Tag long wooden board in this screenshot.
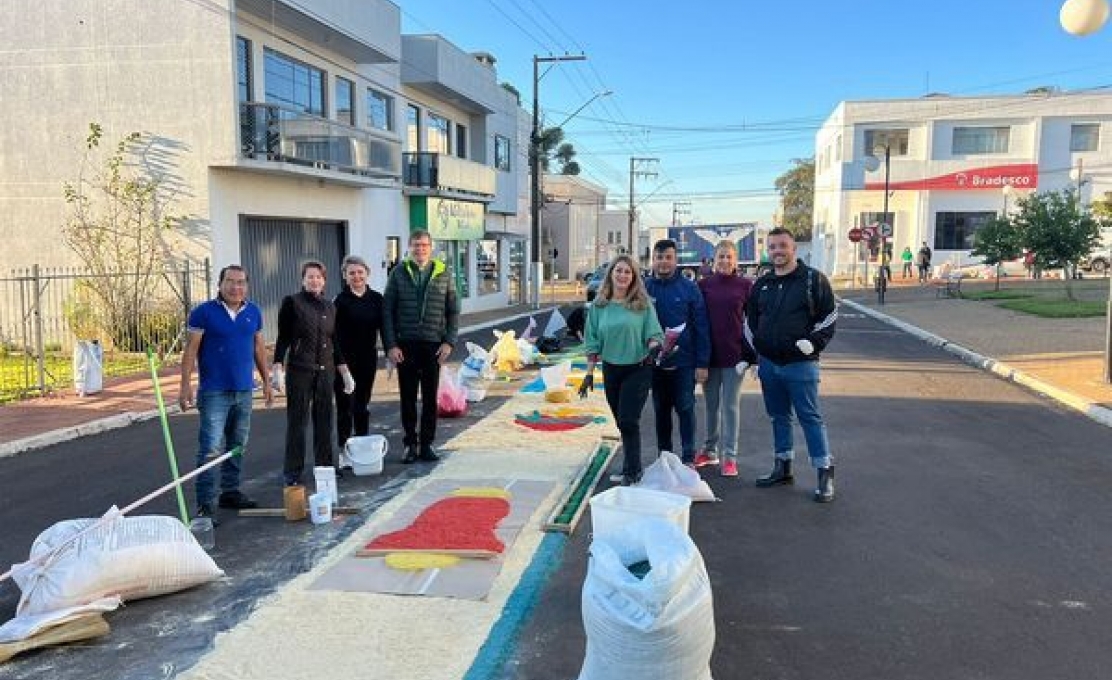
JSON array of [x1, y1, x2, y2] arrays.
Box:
[[239, 506, 360, 517], [0, 614, 110, 664], [543, 436, 619, 534]]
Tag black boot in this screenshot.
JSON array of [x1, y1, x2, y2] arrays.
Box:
[[401, 444, 419, 464], [814, 467, 835, 503], [755, 458, 794, 487]]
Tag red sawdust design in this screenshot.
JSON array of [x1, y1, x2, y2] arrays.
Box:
[[364, 496, 510, 553]]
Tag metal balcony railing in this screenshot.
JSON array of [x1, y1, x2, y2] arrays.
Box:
[[403, 152, 496, 198], [239, 102, 401, 178]]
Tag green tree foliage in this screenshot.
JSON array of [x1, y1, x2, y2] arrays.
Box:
[[1011, 188, 1104, 301], [1089, 190, 1112, 221], [774, 158, 815, 240], [536, 126, 580, 175], [971, 216, 1023, 291]]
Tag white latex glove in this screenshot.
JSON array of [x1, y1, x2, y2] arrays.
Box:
[[270, 365, 285, 393], [341, 369, 355, 395], [734, 360, 750, 376], [795, 339, 814, 356]]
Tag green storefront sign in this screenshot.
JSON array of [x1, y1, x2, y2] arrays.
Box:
[[410, 197, 484, 241]]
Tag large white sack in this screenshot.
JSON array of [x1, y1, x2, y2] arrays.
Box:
[[12, 512, 224, 616], [638, 451, 717, 502], [577, 519, 715, 680]]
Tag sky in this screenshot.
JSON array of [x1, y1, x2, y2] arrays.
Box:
[[398, 0, 1112, 228]]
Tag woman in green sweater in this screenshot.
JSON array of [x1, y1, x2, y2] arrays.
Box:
[[579, 255, 664, 485]]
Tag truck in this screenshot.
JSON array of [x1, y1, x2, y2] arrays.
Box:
[[647, 223, 761, 278]]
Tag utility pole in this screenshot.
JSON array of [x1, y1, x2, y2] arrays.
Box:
[[628, 156, 658, 266], [531, 53, 585, 309], [671, 201, 691, 227]]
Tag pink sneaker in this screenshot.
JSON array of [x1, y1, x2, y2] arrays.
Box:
[[721, 459, 739, 477], [693, 450, 719, 468]]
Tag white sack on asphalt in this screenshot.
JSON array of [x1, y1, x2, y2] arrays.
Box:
[[638, 451, 717, 502]]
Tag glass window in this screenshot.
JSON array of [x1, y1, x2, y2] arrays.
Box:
[[335, 77, 354, 126], [367, 88, 394, 131], [407, 105, 420, 152], [236, 36, 252, 102], [952, 127, 1010, 154], [494, 135, 511, 171], [456, 124, 467, 159], [427, 113, 450, 155], [477, 239, 500, 295], [433, 239, 468, 298], [864, 129, 909, 156], [934, 211, 996, 250], [264, 48, 325, 116], [1071, 123, 1100, 152]]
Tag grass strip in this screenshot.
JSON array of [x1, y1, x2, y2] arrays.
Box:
[[998, 298, 1107, 318]]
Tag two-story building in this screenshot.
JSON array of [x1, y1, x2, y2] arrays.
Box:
[[811, 92, 1112, 277], [540, 175, 627, 281]]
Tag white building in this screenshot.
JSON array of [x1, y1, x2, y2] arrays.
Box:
[[0, 0, 528, 333], [541, 175, 627, 280], [811, 92, 1112, 277]]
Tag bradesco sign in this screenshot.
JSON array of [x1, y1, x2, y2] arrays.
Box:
[[864, 163, 1038, 191]]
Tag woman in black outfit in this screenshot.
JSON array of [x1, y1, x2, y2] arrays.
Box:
[[333, 255, 384, 455], [272, 260, 353, 486]]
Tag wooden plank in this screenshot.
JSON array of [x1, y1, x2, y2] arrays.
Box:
[[543, 436, 619, 534], [355, 547, 499, 559], [239, 506, 360, 517], [0, 614, 110, 664]]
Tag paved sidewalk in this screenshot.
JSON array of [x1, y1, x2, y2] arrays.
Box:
[[0, 302, 567, 456], [839, 278, 1112, 425]]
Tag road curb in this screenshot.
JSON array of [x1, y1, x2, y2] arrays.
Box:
[[0, 407, 171, 459], [841, 299, 1112, 429]]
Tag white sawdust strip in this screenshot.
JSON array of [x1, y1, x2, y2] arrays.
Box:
[[179, 389, 614, 680]]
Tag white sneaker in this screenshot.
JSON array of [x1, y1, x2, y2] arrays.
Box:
[[609, 473, 625, 483]]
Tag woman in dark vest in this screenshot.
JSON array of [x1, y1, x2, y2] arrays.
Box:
[[333, 255, 384, 459]]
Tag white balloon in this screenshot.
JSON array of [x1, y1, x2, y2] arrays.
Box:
[[1061, 0, 1110, 36]]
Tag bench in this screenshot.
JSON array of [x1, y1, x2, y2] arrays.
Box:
[[933, 273, 963, 298]]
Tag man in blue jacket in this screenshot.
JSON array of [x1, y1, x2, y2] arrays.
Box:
[[645, 239, 711, 465], [745, 228, 838, 502]]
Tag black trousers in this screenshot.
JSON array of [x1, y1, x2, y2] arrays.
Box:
[[284, 367, 334, 484], [397, 341, 441, 447], [601, 362, 653, 478], [334, 361, 377, 449]]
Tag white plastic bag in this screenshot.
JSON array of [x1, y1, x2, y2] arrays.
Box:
[[436, 366, 468, 417], [540, 360, 573, 402], [13, 512, 224, 616], [516, 338, 539, 366], [638, 451, 717, 502], [459, 342, 493, 402], [578, 519, 715, 680]]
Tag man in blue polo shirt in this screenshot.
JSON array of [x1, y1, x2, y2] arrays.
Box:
[[179, 265, 273, 521]]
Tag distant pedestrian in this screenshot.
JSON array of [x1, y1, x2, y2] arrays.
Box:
[[273, 261, 354, 487], [333, 255, 385, 461], [901, 246, 914, 278], [645, 239, 711, 466], [578, 255, 664, 486], [696, 241, 757, 477], [917, 241, 932, 283], [383, 230, 459, 463], [179, 265, 272, 521], [746, 228, 839, 503]]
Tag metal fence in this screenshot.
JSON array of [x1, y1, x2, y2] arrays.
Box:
[[0, 262, 211, 402]]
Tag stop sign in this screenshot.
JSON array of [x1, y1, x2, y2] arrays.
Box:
[[848, 228, 863, 243]]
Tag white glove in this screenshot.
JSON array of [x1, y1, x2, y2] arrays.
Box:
[[270, 365, 285, 393], [795, 339, 814, 356], [341, 369, 355, 395], [734, 360, 750, 376]]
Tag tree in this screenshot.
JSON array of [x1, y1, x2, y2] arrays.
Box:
[[1089, 190, 1112, 221], [62, 123, 181, 349], [1012, 188, 1104, 300], [536, 126, 580, 175], [970, 216, 1023, 291], [774, 158, 815, 240]]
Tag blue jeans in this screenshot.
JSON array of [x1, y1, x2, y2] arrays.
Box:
[[757, 357, 832, 469], [195, 390, 253, 506], [652, 366, 697, 461], [704, 366, 746, 460]]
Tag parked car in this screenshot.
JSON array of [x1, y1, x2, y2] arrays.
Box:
[[1080, 247, 1110, 275], [584, 263, 609, 302]]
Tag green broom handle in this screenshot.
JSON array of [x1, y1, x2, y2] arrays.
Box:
[[148, 346, 190, 525]]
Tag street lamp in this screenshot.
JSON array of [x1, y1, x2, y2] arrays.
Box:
[[553, 90, 612, 129]]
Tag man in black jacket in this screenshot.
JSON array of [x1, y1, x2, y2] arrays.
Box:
[[383, 230, 459, 463], [745, 228, 838, 502]]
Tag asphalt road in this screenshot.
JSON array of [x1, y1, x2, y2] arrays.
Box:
[[504, 309, 1112, 680]]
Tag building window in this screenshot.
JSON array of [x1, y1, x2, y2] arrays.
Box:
[[427, 113, 450, 155], [864, 129, 909, 156], [952, 126, 1009, 155], [477, 239, 500, 295], [407, 104, 420, 152], [335, 77, 354, 126], [236, 37, 252, 102], [934, 211, 996, 250], [367, 88, 394, 131], [264, 49, 325, 116], [494, 135, 511, 171], [1071, 123, 1100, 152], [456, 124, 467, 159]]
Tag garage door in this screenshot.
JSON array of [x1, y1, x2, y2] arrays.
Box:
[[239, 216, 346, 342]]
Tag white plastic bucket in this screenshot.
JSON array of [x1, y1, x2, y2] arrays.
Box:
[[589, 487, 691, 543], [308, 493, 332, 525], [313, 466, 338, 506], [342, 436, 387, 476]]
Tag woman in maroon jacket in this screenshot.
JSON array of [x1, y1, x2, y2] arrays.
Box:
[[695, 241, 756, 477]]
